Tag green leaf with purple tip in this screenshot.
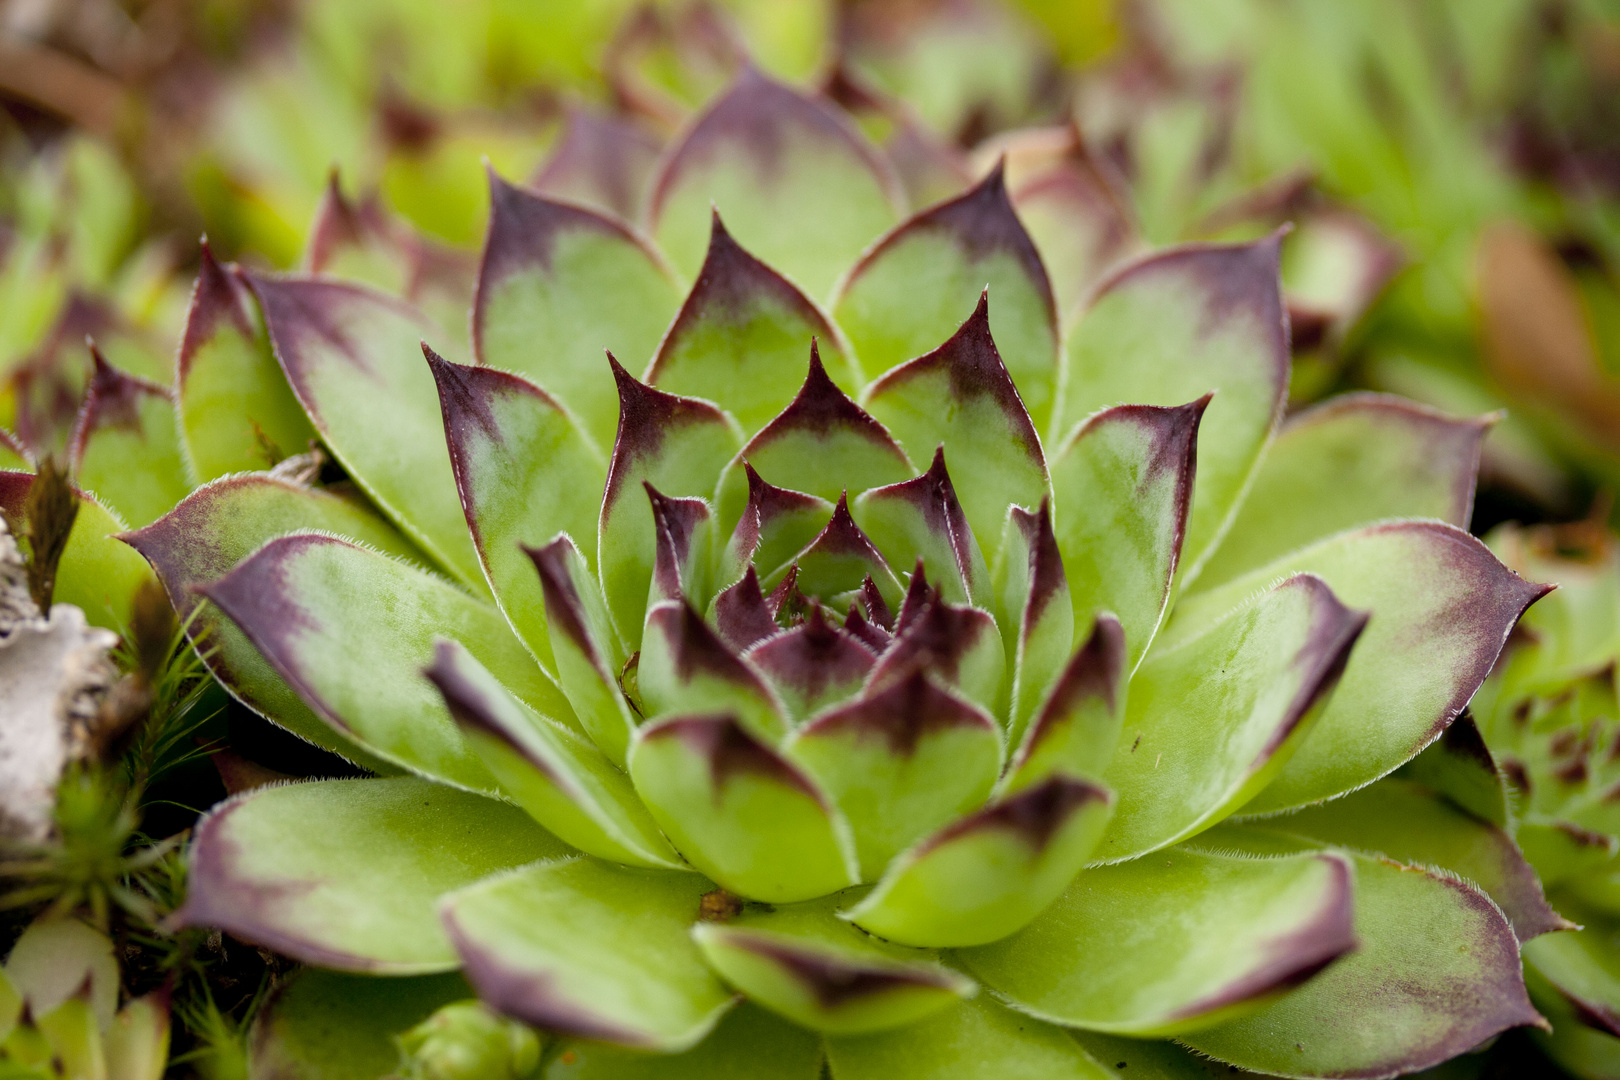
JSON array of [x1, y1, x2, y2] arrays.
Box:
[[628, 713, 858, 903], [866, 588, 1004, 715], [245, 273, 485, 591], [856, 448, 988, 607], [1397, 713, 1511, 828], [650, 67, 902, 301], [1169, 522, 1550, 815], [425, 639, 684, 871], [957, 848, 1355, 1036], [786, 669, 1002, 879], [68, 351, 190, 529], [531, 107, 663, 224], [844, 775, 1112, 948], [639, 601, 787, 741], [201, 534, 572, 793], [121, 474, 423, 771], [541, 1004, 823, 1080], [1053, 238, 1289, 584], [646, 486, 714, 608], [1523, 893, 1620, 1042], [1005, 614, 1125, 793], [745, 605, 877, 722], [474, 174, 681, 452], [1197, 393, 1492, 591], [790, 495, 905, 612], [1094, 574, 1365, 863], [833, 162, 1060, 425], [440, 858, 734, 1052], [647, 217, 857, 435], [863, 295, 1048, 563], [430, 350, 604, 673], [718, 466, 833, 585], [996, 501, 1074, 743], [179, 777, 566, 973]]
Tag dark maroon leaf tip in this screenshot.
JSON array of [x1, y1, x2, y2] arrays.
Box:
[[646, 482, 711, 601], [860, 574, 894, 632], [604, 353, 731, 507], [740, 340, 908, 462], [647, 599, 772, 696], [767, 564, 807, 624], [724, 932, 960, 1008], [870, 588, 996, 692], [745, 603, 877, 701], [643, 711, 819, 796], [895, 560, 930, 633], [1260, 575, 1370, 759], [1021, 613, 1125, 762], [715, 566, 780, 653], [421, 641, 553, 778], [68, 344, 172, 466], [1009, 498, 1068, 634], [863, 446, 980, 590], [843, 602, 891, 652], [524, 538, 599, 664], [178, 241, 255, 383], [928, 774, 1109, 854], [802, 667, 991, 756], [305, 171, 366, 274], [530, 106, 663, 223]]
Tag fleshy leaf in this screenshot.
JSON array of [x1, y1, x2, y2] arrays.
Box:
[[429, 348, 605, 671], [1053, 237, 1289, 583], [832, 161, 1060, 425], [1050, 398, 1205, 673], [540, 1003, 823, 1079], [200, 534, 572, 792], [177, 245, 317, 480], [649, 66, 902, 301], [1181, 849, 1544, 1078], [1197, 394, 1491, 591], [647, 216, 856, 434], [1008, 140, 1138, 319], [862, 293, 1048, 563], [441, 858, 734, 1052], [180, 777, 566, 972], [531, 107, 663, 223], [855, 447, 989, 606], [866, 588, 1004, 714], [1094, 574, 1365, 862], [1397, 712, 1511, 828], [646, 485, 713, 607], [745, 605, 877, 722], [1169, 523, 1550, 814], [1004, 613, 1126, 793], [598, 360, 741, 650], [843, 775, 1112, 947], [121, 475, 423, 770], [425, 640, 683, 871], [823, 992, 1115, 1080], [628, 713, 858, 902], [957, 848, 1354, 1036], [791, 494, 904, 611], [1523, 894, 1620, 1040], [996, 500, 1074, 743], [473, 172, 681, 451], [719, 464, 832, 584], [245, 273, 485, 590], [787, 668, 1001, 879], [692, 896, 975, 1034], [713, 568, 782, 654], [639, 601, 786, 741], [68, 349, 190, 529], [734, 342, 913, 504]]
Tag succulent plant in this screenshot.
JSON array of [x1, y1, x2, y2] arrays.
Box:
[[83, 57, 1574, 1078]]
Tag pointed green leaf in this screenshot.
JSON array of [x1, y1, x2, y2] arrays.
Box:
[[1005, 613, 1125, 793], [996, 500, 1074, 743], [844, 775, 1112, 947], [1181, 850, 1545, 1078], [1170, 523, 1550, 815], [718, 465, 832, 585], [541, 1003, 822, 1080], [246, 273, 485, 590], [790, 494, 905, 611], [68, 349, 190, 529], [429, 349, 604, 673], [1051, 398, 1205, 673], [200, 534, 572, 792], [833, 162, 1060, 425], [639, 600, 787, 741], [1397, 712, 1511, 828], [180, 777, 566, 972], [121, 474, 424, 771], [177, 244, 317, 480], [692, 896, 975, 1034], [1523, 892, 1620, 1040], [856, 447, 989, 606], [425, 640, 684, 871], [531, 107, 663, 224], [1053, 237, 1288, 583], [442, 858, 733, 1052], [787, 669, 1002, 879], [866, 588, 1004, 714], [1197, 394, 1491, 591], [1095, 574, 1365, 862], [863, 294, 1048, 563], [958, 848, 1354, 1036], [745, 605, 877, 722], [598, 360, 741, 650], [646, 486, 713, 608], [650, 66, 902, 301], [629, 713, 858, 903]]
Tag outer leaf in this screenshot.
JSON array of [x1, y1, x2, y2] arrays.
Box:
[[430, 349, 604, 671], [824, 995, 1115, 1080], [121, 475, 422, 770], [1051, 399, 1205, 673], [201, 534, 571, 792], [650, 66, 902, 301], [531, 107, 663, 223], [1095, 574, 1365, 862], [995, 501, 1073, 744], [844, 775, 1112, 947], [1005, 613, 1125, 793], [473, 172, 681, 451], [179, 777, 566, 972], [442, 858, 735, 1051], [177, 244, 316, 480], [540, 1003, 823, 1079], [67, 350, 190, 529], [957, 848, 1354, 1036], [425, 640, 683, 871], [787, 669, 1002, 879], [1008, 146, 1138, 318], [856, 447, 989, 606], [1181, 850, 1544, 1079], [1170, 523, 1550, 814], [629, 713, 858, 903], [639, 600, 786, 740], [833, 161, 1060, 425], [246, 274, 485, 590], [647, 215, 856, 434], [1197, 394, 1491, 590], [863, 294, 1048, 563], [1053, 237, 1289, 582]]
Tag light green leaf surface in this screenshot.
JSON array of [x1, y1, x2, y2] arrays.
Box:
[[856, 448, 989, 607], [69, 355, 190, 530], [542, 1004, 822, 1080], [996, 502, 1073, 744], [1005, 614, 1125, 793]]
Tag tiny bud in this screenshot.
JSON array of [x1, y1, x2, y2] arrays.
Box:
[[698, 888, 743, 923], [395, 1001, 540, 1080]]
